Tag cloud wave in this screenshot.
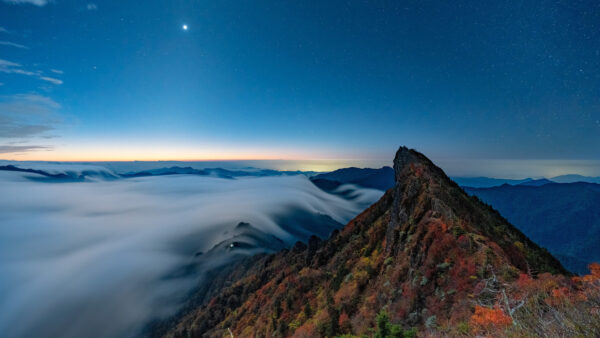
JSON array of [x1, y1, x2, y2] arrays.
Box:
[[0, 169, 382, 338]]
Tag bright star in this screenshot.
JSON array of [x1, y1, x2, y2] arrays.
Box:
[[182, 24, 188, 31]]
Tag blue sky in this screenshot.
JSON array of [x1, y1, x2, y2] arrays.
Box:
[[0, 0, 599, 171]]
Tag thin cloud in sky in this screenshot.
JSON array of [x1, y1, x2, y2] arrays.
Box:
[[10, 93, 61, 109], [0, 59, 39, 76], [0, 59, 21, 69], [0, 41, 29, 49], [0, 21, 62, 155], [0, 145, 51, 153], [86, 3, 97, 10], [2, 0, 49, 6], [0, 94, 61, 152], [40, 76, 63, 85], [0, 58, 63, 85]]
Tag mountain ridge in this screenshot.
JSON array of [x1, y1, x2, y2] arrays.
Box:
[[162, 146, 566, 337], [311, 166, 395, 191]]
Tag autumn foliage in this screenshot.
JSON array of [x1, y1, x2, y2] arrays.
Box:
[[470, 305, 512, 332], [162, 147, 592, 338], [466, 263, 600, 337]]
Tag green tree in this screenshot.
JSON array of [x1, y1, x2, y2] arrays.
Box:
[[375, 311, 391, 338], [374, 310, 416, 338]]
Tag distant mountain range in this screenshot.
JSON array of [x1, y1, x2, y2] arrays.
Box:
[[464, 182, 600, 274], [310, 167, 600, 190], [452, 175, 600, 188], [450, 177, 534, 188], [550, 174, 600, 184], [120, 166, 309, 179], [0, 164, 315, 182], [0, 164, 120, 182], [3, 161, 598, 187]]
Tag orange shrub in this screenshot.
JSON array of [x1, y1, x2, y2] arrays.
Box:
[[589, 263, 600, 278], [470, 305, 512, 333]]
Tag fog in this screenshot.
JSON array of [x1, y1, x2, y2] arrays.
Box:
[[0, 168, 382, 338]]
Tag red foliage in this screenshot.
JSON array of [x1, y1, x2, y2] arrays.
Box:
[[552, 287, 569, 298], [590, 263, 600, 278], [470, 305, 512, 332], [449, 256, 477, 291], [338, 311, 351, 332], [516, 273, 533, 288]]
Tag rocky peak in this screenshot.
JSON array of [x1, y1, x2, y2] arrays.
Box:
[[394, 146, 437, 177], [163, 146, 568, 338], [386, 146, 565, 275]]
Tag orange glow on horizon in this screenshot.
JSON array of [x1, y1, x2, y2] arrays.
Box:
[[0, 144, 372, 163], [0, 145, 389, 172], [2, 151, 305, 162]]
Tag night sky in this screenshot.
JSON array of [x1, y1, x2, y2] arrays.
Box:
[[0, 1, 599, 174]]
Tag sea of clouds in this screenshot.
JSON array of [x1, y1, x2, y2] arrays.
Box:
[[0, 167, 382, 338]]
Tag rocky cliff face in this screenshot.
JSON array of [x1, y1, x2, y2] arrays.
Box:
[[162, 146, 566, 337]]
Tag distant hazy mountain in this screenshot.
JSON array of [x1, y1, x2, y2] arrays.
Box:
[[464, 182, 600, 274], [0, 164, 315, 182], [118, 166, 313, 179], [451, 174, 600, 188], [450, 176, 534, 188], [0, 164, 119, 182], [517, 178, 554, 186], [311, 166, 395, 191], [550, 174, 600, 184], [121, 166, 209, 177], [311, 169, 558, 190]]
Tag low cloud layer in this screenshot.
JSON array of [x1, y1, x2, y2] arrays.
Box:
[[0, 168, 382, 337]]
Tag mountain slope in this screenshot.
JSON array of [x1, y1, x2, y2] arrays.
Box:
[[464, 182, 600, 274], [164, 147, 566, 337]]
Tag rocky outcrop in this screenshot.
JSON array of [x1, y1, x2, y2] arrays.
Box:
[[161, 146, 566, 337]]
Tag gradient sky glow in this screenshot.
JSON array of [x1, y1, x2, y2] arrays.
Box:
[[0, 1, 599, 174]]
